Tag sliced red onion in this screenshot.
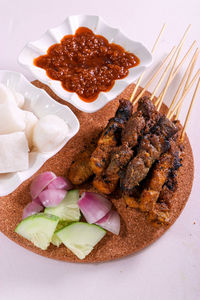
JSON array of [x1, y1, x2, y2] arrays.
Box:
[[78, 192, 112, 224], [22, 202, 43, 219], [96, 209, 120, 235], [30, 171, 56, 199], [38, 189, 67, 207], [47, 176, 73, 190], [33, 196, 42, 205]]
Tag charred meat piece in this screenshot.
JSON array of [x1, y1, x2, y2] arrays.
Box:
[[90, 99, 133, 175], [121, 115, 178, 192], [121, 135, 163, 191], [124, 194, 140, 208], [137, 96, 156, 119], [90, 117, 121, 176], [124, 151, 177, 225], [106, 144, 133, 176], [114, 98, 133, 121], [68, 143, 96, 185], [158, 148, 182, 208], [96, 98, 133, 148], [121, 111, 145, 147], [151, 115, 178, 138], [121, 96, 158, 147], [90, 144, 112, 176], [148, 206, 170, 225], [93, 144, 133, 194], [139, 152, 174, 212], [97, 117, 124, 147], [93, 173, 119, 195]]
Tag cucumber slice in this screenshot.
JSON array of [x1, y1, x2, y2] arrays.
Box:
[[56, 222, 106, 259], [15, 213, 59, 250], [45, 190, 80, 222], [51, 233, 62, 247], [51, 221, 69, 247]]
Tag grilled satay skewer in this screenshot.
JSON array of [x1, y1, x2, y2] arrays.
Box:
[[121, 115, 178, 193], [124, 120, 182, 224], [124, 152, 175, 214], [125, 74, 200, 225], [68, 141, 96, 185], [90, 99, 133, 175], [139, 144, 180, 223], [68, 99, 133, 184], [121, 41, 199, 194], [154, 77, 200, 223]]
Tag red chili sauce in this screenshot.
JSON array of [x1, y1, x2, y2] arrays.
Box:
[[34, 27, 140, 102]]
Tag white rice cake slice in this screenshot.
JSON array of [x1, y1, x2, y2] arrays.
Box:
[[0, 103, 25, 134], [0, 132, 29, 173], [24, 110, 38, 149], [0, 83, 16, 105]]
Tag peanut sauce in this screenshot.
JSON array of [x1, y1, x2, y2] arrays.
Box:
[[34, 27, 140, 102]]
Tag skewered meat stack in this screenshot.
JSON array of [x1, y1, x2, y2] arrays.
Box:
[[68, 97, 183, 225], [93, 97, 160, 194]]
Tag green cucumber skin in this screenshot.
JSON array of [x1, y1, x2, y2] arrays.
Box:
[[15, 213, 59, 233], [15, 213, 60, 250], [56, 222, 106, 259], [56, 222, 106, 234]]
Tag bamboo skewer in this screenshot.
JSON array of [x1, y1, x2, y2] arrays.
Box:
[[182, 50, 197, 93], [173, 40, 196, 77], [175, 49, 199, 119], [151, 24, 167, 53], [130, 23, 166, 102], [129, 24, 198, 139], [181, 77, 200, 140], [155, 25, 191, 111], [157, 47, 182, 111], [150, 47, 176, 101], [166, 48, 199, 116], [154, 41, 196, 107], [167, 69, 200, 120], [133, 47, 175, 104]]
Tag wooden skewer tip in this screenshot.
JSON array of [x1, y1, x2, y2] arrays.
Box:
[[181, 76, 200, 140]]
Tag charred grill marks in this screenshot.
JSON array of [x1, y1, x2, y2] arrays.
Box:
[[68, 142, 96, 185], [90, 99, 133, 175], [121, 114, 178, 193], [94, 97, 160, 194]]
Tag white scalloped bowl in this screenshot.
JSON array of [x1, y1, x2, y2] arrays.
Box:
[[0, 70, 80, 196], [18, 15, 152, 113]]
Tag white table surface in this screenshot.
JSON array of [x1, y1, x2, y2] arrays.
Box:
[[0, 0, 200, 299]]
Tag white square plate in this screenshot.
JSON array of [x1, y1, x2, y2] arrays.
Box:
[[18, 15, 152, 113], [0, 70, 80, 196]]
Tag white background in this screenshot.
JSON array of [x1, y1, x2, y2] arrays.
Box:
[[0, 0, 200, 299]]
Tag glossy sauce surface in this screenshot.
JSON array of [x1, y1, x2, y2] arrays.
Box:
[[34, 27, 140, 102]]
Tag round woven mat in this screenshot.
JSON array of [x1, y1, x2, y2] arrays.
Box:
[[0, 81, 194, 263]]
